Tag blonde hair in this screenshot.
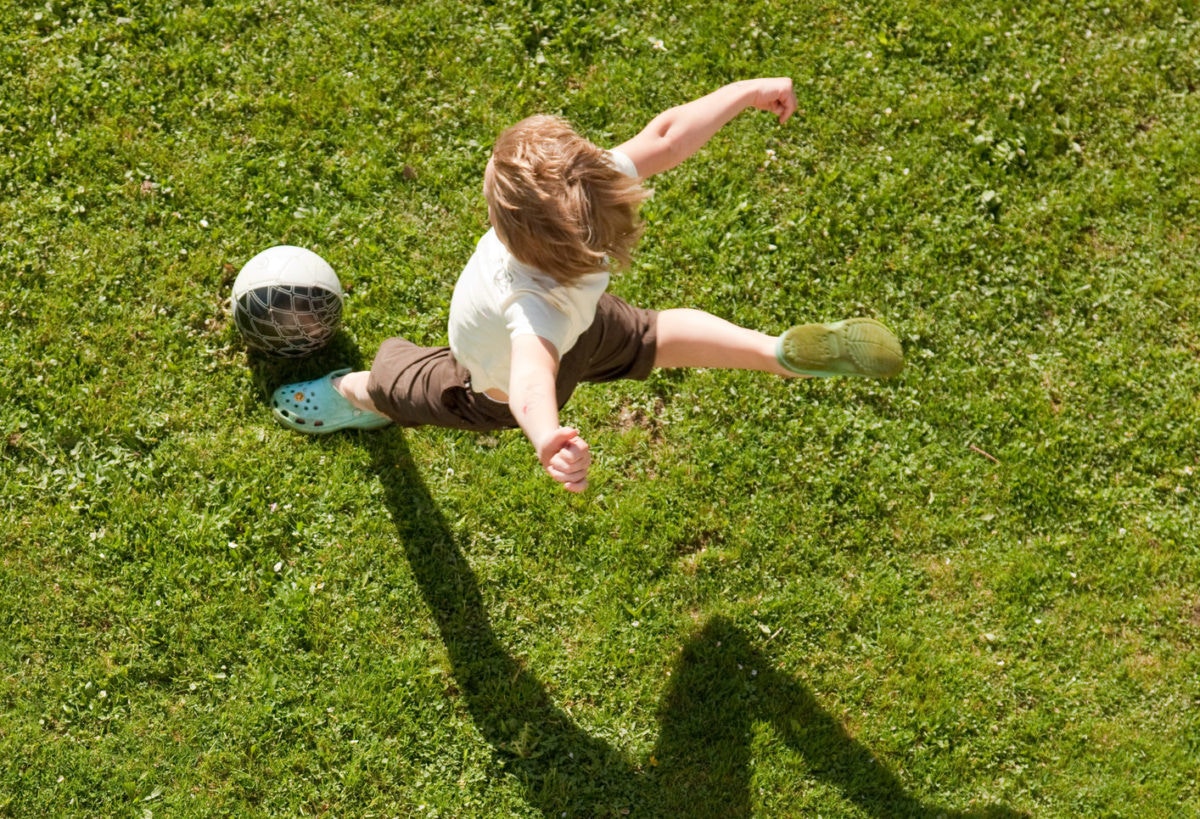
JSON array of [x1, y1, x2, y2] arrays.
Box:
[[483, 115, 649, 284]]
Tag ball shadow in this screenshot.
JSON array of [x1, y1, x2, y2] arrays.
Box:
[[361, 429, 1028, 818], [240, 330, 367, 404]]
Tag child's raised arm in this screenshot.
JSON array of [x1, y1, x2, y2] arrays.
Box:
[[616, 78, 797, 178]]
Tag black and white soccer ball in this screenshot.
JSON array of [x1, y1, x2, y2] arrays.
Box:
[[231, 246, 343, 358]]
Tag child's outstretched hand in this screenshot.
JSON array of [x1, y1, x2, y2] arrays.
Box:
[[537, 426, 591, 493], [749, 77, 798, 124]]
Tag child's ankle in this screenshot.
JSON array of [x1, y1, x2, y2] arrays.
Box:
[[331, 375, 352, 402], [333, 372, 379, 414]]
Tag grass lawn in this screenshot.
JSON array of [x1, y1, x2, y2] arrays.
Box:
[[2, 0, 1199, 815]]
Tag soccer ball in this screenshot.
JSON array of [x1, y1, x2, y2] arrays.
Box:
[[231, 246, 344, 358]]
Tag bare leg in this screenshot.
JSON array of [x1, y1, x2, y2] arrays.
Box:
[[332, 371, 384, 413], [653, 308, 806, 378]]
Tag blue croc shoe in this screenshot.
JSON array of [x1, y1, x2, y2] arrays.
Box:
[[272, 368, 392, 434], [777, 318, 904, 379]]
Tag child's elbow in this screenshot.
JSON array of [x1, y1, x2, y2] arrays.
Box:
[[645, 129, 686, 175], [661, 132, 687, 164]]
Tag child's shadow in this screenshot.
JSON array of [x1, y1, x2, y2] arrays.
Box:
[[366, 430, 1025, 818]]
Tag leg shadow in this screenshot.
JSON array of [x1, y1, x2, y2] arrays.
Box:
[[365, 431, 1026, 818], [367, 431, 641, 816], [648, 618, 1028, 818]]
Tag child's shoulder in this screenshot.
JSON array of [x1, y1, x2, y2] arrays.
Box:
[[606, 148, 638, 179]]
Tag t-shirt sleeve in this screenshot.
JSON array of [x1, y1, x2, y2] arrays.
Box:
[[503, 292, 571, 356], [607, 148, 639, 179]]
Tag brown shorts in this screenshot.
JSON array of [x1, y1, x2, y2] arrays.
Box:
[[366, 293, 658, 432]]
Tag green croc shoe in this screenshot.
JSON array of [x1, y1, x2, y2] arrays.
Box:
[[272, 368, 392, 434], [777, 318, 904, 379]]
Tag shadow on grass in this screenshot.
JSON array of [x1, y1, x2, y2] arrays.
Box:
[[361, 429, 1024, 818], [242, 330, 369, 402]]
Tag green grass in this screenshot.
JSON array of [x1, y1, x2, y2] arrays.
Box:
[[3, 0, 1199, 815]]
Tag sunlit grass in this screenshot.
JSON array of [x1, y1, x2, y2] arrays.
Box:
[[2, 0, 1198, 816]]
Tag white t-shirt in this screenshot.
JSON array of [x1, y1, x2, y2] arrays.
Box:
[[447, 148, 639, 395]]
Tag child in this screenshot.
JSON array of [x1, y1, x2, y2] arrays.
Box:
[[272, 78, 903, 493]]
